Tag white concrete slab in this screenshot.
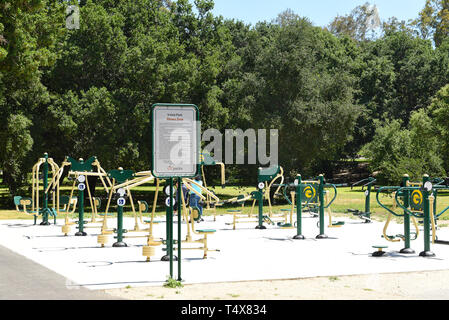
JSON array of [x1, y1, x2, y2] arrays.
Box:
[[1, 213, 449, 291]]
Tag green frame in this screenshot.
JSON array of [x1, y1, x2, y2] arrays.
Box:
[[151, 103, 200, 179]]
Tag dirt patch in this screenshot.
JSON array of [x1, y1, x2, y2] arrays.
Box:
[[106, 270, 449, 300]]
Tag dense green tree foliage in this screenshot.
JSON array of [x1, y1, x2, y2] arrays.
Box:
[[430, 84, 449, 169], [1, 0, 449, 195], [0, 0, 65, 193], [361, 110, 445, 184]]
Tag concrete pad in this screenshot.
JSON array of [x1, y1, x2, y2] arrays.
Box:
[[0, 213, 449, 291]]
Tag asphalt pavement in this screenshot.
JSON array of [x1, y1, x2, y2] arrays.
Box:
[[0, 245, 122, 300]]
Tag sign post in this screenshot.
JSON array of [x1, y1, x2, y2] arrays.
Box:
[[151, 103, 200, 282]]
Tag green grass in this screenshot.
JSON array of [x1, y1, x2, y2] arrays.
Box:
[[2, 181, 449, 224]]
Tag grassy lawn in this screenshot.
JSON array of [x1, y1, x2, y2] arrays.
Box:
[[2, 181, 449, 225]]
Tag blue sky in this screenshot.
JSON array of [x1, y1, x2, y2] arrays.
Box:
[[195, 0, 427, 27]]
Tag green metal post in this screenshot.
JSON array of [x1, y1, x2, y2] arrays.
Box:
[[161, 203, 171, 261], [169, 178, 174, 279], [316, 175, 328, 239], [420, 175, 435, 257], [113, 203, 127, 247], [161, 180, 177, 266], [401, 175, 414, 254], [293, 175, 305, 240], [253, 190, 266, 230], [177, 177, 182, 282], [365, 182, 372, 222], [40, 153, 50, 225], [75, 184, 87, 236]]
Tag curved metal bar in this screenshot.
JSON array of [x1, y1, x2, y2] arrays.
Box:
[[383, 213, 401, 242], [362, 179, 377, 188], [282, 184, 293, 205], [351, 178, 370, 189], [183, 178, 220, 203], [323, 184, 338, 209], [430, 186, 449, 218], [376, 186, 404, 217], [394, 187, 423, 218]]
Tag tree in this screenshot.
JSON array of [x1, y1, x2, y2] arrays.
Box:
[[327, 2, 381, 41], [0, 0, 65, 194], [352, 31, 445, 147], [237, 15, 361, 176], [0, 115, 33, 194], [414, 0, 449, 46], [382, 17, 416, 36], [361, 110, 445, 184], [429, 84, 449, 171], [43, 0, 238, 175]]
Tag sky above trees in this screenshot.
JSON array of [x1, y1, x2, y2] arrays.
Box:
[[196, 0, 427, 27]]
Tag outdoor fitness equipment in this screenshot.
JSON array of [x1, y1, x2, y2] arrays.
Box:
[[111, 170, 160, 233], [224, 193, 257, 230], [271, 180, 327, 230], [393, 175, 449, 257], [14, 153, 58, 225], [346, 177, 376, 223], [53, 156, 113, 236], [430, 178, 449, 245], [166, 178, 220, 259], [248, 166, 285, 216], [226, 186, 295, 230], [249, 166, 289, 229], [323, 185, 344, 228], [376, 174, 449, 256], [273, 183, 297, 229], [301, 180, 320, 218], [376, 175, 421, 254], [200, 152, 225, 221], [97, 170, 161, 249], [140, 195, 164, 262], [104, 168, 135, 247], [231, 166, 286, 230], [288, 174, 341, 240]]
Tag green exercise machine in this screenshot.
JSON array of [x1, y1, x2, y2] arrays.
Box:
[[14, 153, 58, 225], [376, 174, 449, 257], [346, 177, 376, 223]]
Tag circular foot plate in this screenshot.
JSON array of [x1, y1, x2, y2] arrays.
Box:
[[255, 226, 267, 230], [372, 251, 387, 257], [75, 232, 87, 237], [316, 234, 328, 239], [419, 251, 436, 258], [293, 235, 305, 240], [400, 248, 415, 254], [161, 255, 178, 261], [112, 242, 128, 248]]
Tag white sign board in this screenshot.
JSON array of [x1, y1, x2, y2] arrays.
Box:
[[152, 105, 199, 178]]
